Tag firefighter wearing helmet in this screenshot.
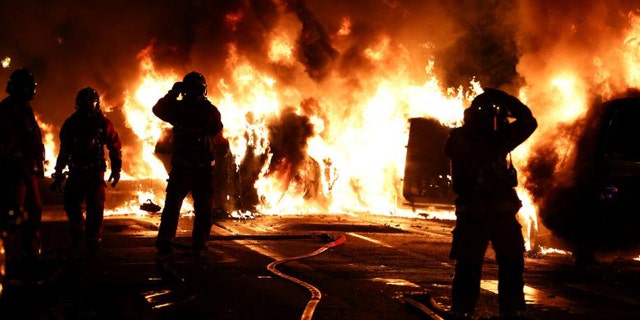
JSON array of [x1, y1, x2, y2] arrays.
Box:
[[444, 88, 537, 319], [0, 68, 45, 261], [50, 86, 122, 253], [153, 71, 223, 257]]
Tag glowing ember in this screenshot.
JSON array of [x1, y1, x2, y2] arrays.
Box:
[[1, 56, 10, 68]]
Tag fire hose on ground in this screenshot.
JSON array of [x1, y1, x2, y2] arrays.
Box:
[[266, 234, 346, 320]]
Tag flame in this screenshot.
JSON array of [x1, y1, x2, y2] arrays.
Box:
[[516, 188, 538, 251], [622, 12, 640, 88], [548, 73, 588, 123], [106, 190, 158, 216], [121, 46, 177, 180], [336, 17, 352, 37], [267, 13, 298, 66], [33, 115, 57, 177], [539, 247, 570, 256], [268, 34, 295, 64], [109, 45, 183, 215], [364, 36, 391, 62], [116, 36, 472, 219]]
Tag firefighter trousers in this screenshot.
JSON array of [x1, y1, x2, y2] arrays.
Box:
[[449, 214, 526, 315], [157, 165, 214, 249], [63, 170, 106, 242]]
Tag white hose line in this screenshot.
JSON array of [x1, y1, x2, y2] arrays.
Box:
[[266, 235, 346, 320]]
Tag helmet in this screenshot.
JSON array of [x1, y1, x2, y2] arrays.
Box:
[[6, 68, 37, 101], [464, 92, 508, 131], [182, 71, 207, 98], [75, 87, 101, 116]]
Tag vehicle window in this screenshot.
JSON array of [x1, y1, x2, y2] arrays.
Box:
[[604, 107, 640, 161]]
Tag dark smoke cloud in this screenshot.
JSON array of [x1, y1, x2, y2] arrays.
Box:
[[282, 0, 338, 81], [435, 1, 521, 88]]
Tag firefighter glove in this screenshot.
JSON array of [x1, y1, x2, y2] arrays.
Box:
[[167, 81, 184, 99], [108, 170, 120, 187]]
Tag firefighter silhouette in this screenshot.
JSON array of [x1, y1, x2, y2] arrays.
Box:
[[50, 87, 122, 253], [444, 88, 537, 319], [0, 68, 45, 260], [153, 71, 223, 257]]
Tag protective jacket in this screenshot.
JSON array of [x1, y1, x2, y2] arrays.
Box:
[[53, 111, 122, 174], [152, 95, 223, 168], [444, 95, 537, 218], [0, 95, 44, 256], [0, 96, 45, 179]]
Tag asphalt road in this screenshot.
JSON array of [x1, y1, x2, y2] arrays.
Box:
[[1, 209, 640, 320]]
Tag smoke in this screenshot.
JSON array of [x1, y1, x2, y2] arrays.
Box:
[[282, 0, 338, 81], [266, 105, 314, 174]]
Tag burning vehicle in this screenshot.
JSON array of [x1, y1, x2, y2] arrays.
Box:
[[528, 95, 640, 264], [402, 117, 455, 210], [154, 107, 323, 216]]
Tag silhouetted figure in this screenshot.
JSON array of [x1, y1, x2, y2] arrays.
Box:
[[50, 87, 122, 253], [0, 68, 45, 260], [153, 71, 223, 257], [444, 88, 537, 320]]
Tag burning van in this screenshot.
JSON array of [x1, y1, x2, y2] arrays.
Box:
[[402, 117, 455, 210], [532, 96, 640, 264]]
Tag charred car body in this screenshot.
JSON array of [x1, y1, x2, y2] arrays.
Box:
[[528, 96, 640, 264]]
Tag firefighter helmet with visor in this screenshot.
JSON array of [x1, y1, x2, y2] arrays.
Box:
[[75, 87, 101, 116], [182, 71, 207, 98], [464, 91, 509, 132], [6, 68, 37, 101]]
